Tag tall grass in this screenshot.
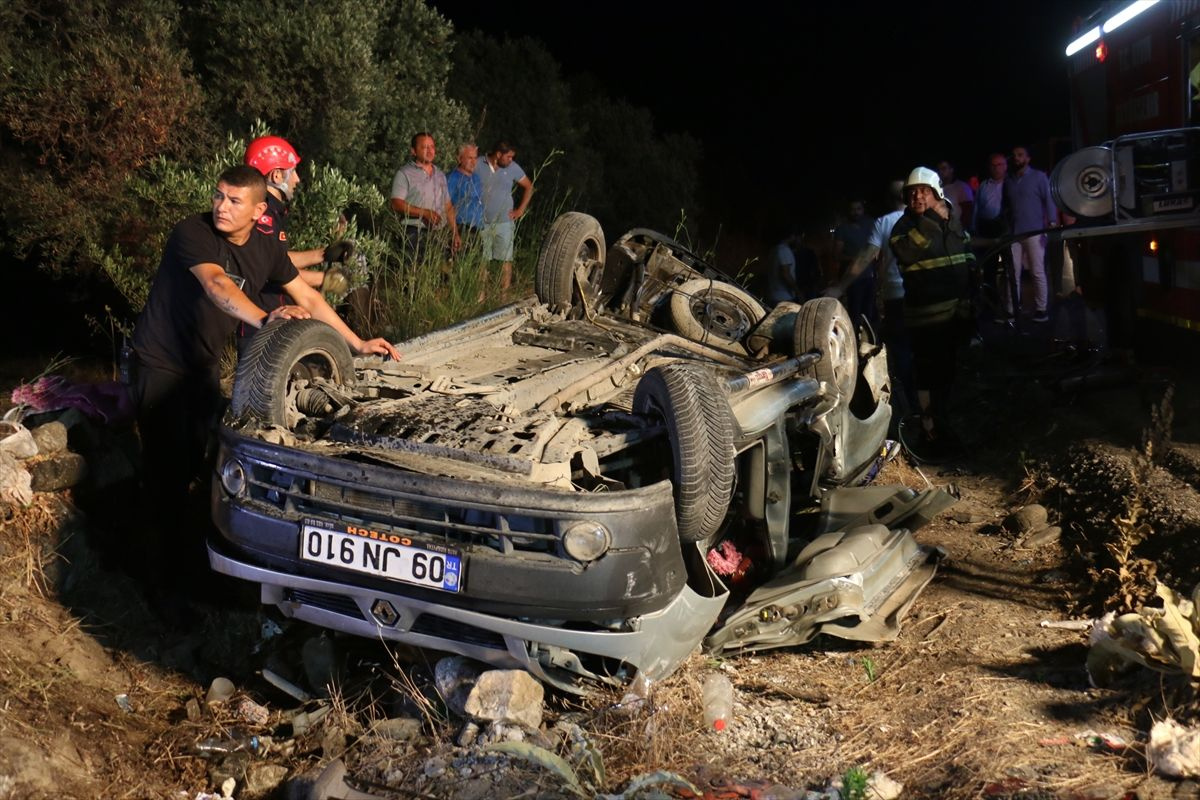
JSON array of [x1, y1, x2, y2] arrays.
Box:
[[365, 149, 568, 343]]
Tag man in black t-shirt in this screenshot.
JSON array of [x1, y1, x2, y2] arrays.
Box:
[[130, 165, 399, 596]]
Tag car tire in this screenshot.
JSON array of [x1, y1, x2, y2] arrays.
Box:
[[633, 361, 736, 544], [535, 212, 607, 316], [231, 319, 355, 427], [793, 297, 857, 398], [669, 278, 766, 347]]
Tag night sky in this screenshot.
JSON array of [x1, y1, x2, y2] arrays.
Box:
[[436, 1, 1100, 237]]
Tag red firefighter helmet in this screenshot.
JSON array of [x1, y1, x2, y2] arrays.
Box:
[[244, 136, 301, 175]]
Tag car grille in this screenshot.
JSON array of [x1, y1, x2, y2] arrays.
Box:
[[286, 588, 366, 620], [244, 460, 559, 555], [408, 614, 507, 650]]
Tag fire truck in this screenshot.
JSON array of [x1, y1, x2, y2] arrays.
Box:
[[1057, 0, 1200, 345]]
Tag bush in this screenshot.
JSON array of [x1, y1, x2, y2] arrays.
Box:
[[0, 0, 211, 278], [97, 125, 388, 318], [183, 0, 471, 186], [447, 29, 701, 239]]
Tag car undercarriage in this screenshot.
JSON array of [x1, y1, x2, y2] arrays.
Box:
[[209, 213, 955, 692]]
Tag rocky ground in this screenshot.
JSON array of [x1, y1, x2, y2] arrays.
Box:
[[1, 323, 1199, 800]]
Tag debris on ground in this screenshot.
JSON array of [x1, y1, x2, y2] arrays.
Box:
[[2, 354, 1199, 799], [9, 374, 133, 425], [1148, 718, 1200, 778], [1086, 581, 1200, 685]]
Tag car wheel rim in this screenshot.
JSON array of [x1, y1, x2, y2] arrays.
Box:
[[829, 317, 854, 391], [691, 293, 754, 340], [573, 239, 604, 309]]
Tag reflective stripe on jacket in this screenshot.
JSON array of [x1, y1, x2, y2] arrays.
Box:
[[889, 209, 975, 326]]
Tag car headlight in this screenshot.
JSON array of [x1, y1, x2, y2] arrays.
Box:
[[561, 521, 611, 562], [220, 459, 247, 497]]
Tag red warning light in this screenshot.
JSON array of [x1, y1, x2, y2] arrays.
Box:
[[1095, 40, 1108, 62]]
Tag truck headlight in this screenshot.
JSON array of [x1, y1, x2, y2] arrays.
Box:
[[220, 459, 247, 497], [562, 521, 611, 562]]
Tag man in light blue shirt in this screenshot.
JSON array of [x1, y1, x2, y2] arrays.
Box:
[[446, 143, 483, 235], [478, 141, 534, 296]]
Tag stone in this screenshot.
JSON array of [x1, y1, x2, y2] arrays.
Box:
[[1003, 504, 1049, 535], [1023, 525, 1063, 548], [373, 716, 423, 741], [243, 764, 288, 798], [434, 656, 481, 718], [946, 503, 990, 524], [29, 422, 68, 456], [28, 452, 87, 492], [456, 720, 480, 747], [463, 669, 544, 729]]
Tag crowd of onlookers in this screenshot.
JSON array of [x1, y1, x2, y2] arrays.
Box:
[[760, 147, 1066, 460], [390, 133, 534, 302]]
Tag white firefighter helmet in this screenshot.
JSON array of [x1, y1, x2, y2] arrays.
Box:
[[904, 166, 946, 201]]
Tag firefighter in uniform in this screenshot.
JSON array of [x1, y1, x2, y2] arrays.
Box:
[[889, 167, 975, 456], [240, 136, 354, 351]]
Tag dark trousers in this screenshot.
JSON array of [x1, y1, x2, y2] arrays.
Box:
[[908, 318, 967, 425], [882, 299, 917, 417], [133, 361, 222, 584]]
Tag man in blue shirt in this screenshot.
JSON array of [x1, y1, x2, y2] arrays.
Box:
[[478, 141, 534, 297], [446, 143, 483, 239], [1004, 146, 1058, 323]]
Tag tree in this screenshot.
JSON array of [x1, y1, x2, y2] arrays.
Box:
[[0, 0, 210, 277], [575, 92, 701, 237], [447, 29, 701, 238], [448, 32, 594, 210], [183, 0, 471, 184]]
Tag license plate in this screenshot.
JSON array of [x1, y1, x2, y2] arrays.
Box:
[[299, 519, 462, 593]]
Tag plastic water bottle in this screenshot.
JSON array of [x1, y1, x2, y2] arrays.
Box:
[[118, 337, 135, 385], [701, 673, 733, 732], [192, 734, 261, 758]]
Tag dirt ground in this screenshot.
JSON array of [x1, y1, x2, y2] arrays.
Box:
[[2, 322, 1199, 800]]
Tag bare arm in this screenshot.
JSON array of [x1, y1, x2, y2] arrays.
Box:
[[298, 269, 325, 288], [288, 247, 326, 269], [282, 274, 401, 360], [509, 176, 534, 221], [825, 244, 881, 298], [444, 199, 461, 251], [190, 262, 306, 328], [390, 196, 442, 226]]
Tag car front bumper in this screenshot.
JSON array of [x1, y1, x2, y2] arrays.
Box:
[[208, 428, 720, 691]]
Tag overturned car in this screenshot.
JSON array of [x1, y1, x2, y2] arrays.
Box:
[[209, 212, 954, 692]]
